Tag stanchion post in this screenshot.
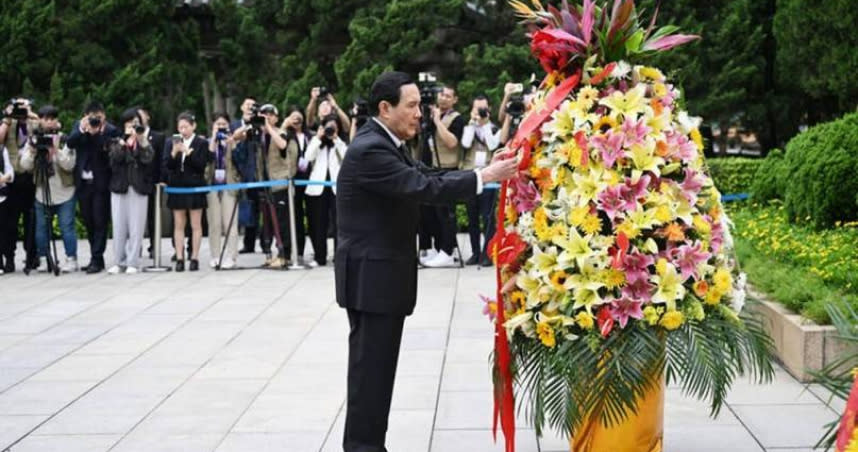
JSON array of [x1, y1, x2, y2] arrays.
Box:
[[287, 179, 305, 270], [145, 184, 171, 272]]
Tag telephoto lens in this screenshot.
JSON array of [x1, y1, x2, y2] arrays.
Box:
[[478, 108, 490, 119]]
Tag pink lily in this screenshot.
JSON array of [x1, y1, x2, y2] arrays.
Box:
[[610, 296, 645, 329], [680, 168, 706, 204], [597, 185, 626, 221], [510, 175, 541, 214], [620, 117, 651, 148], [673, 241, 711, 281], [591, 130, 625, 168], [622, 248, 654, 284], [621, 277, 654, 302]]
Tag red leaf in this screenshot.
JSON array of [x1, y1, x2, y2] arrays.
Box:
[[589, 62, 616, 85], [598, 307, 614, 338], [510, 71, 581, 151]]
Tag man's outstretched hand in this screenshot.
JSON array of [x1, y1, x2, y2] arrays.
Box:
[[480, 148, 519, 184]]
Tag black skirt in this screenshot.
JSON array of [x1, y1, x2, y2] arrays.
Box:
[[167, 192, 207, 210]]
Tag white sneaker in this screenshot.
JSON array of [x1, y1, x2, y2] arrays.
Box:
[[220, 258, 236, 269], [60, 257, 78, 273], [125, 266, 139, 274], [423, 250, 457, 268], [37, 257, 49, 272], [210, 258, 219, 268], [107, 265, 122, 275], [306, 260, 319, 268], [419, 249, 439, 265]]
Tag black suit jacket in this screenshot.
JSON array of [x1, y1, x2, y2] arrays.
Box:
[[68, 121, 120, 191], [164, 136, 211, 187], [335, 119, 479, 316], [147, 130, 166, 183]]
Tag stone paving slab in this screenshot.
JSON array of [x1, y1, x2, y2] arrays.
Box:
[[0, 238, 840, 451]]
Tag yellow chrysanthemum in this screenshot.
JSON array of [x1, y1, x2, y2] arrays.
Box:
[[575, 311, 595, 330], [713, 267, 732, 293], [692, 215, 712, 236], [616, 221, 641, 240], [690, 128, 704, 151], [537, 322, 556, 348], [602, 268, 626, 289], [510, 291, 526, 309], [569, 206, 590, 227], [704, 288, 723, 305], [581, 214, 603, 235], [659, 310, 685, 330], [642, 306, 660, 326], [654, 205, 673, 223], [534, 208, 552, 242]]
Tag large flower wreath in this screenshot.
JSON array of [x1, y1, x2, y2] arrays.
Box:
[[484, 1, 774, 450]]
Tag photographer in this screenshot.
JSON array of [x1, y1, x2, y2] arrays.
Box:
[[348, 98, 370, 142], [0, 97, 39, 273], [460, 95, 500, 267], [305, 114, 346, 267], [205, 113, 240, 269], [258, 104, 296, 268], [421, 85, 465, 269], [165, 112, 209, 272], [106, 109, 155, 275], [231, 96, 267, 255], [280, 106, 311, 266], [0, 142, 14, 274], [67, 101, 120, 274], [499, 83, 531, 144], [306, 87, 350, 137], [232, 104, 287, 265], [19, 105, 78, 273]]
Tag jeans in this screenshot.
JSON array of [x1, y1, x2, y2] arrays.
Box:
[[34, 197, 77, 259]]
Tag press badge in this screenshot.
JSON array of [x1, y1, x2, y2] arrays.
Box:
[[214, 169, 226, 184], [474, 151, 488, 168]]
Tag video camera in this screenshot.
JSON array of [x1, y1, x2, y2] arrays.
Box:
[[418, 72, 442, 135], [245, 103, 267, 141], [8, 99, 30, 120]]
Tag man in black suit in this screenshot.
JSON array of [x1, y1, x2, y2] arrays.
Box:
[[335, 71, 518, 452], [67, 102, 120, 273]]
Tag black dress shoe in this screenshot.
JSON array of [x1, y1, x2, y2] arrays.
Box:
[[2, 259, 13, 274], [85, 264, 103, 274], [465, 255, 480, 266], [175, 260, 185, 272], [479, 255, 494, 267], [189, 259, 199, 271], [239, 247, 254, 254]]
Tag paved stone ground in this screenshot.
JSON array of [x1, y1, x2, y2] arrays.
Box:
[[0, 237, 840, 451]]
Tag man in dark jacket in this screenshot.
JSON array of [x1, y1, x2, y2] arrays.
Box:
[[67, 101, 120, 273], [335, 71, 518, 452]]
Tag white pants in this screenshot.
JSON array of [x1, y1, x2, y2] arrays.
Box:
[[111, 187, 148, 269], [206, 190, 239, 262]]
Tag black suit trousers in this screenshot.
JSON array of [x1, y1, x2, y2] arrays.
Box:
[[77, 183, 110, 265], [344, 309, 405, 452]]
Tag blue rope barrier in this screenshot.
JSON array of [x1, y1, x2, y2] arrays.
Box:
[[164, 180, 748, 202], [722, 193, 750, 202]]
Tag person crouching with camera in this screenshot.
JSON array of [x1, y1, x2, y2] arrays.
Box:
[[18, 106, 78, 273], [105, 109, 155, 274], [165, 112, 209, 272], [305, 114, 346, 267], [205, 113, 240, 269]]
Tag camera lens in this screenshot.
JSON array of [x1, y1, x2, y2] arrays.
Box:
[[478, 108, 490, 119], [89, 116, 101, 128], [324, 126, 336, 137], [134, 125, 145, 134]]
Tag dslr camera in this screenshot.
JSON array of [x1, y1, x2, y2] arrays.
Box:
[[349, 98, 369, 120], [318, 87, 330, 100], [215, 127, 230, 141]]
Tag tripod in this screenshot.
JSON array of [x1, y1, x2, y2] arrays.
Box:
[[26, 148, 60, 276], [417, 106, 464, 269]]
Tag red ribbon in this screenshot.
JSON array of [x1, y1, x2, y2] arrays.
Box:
[[836, 374, 858, 451], [491, 70, 582, 452]]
